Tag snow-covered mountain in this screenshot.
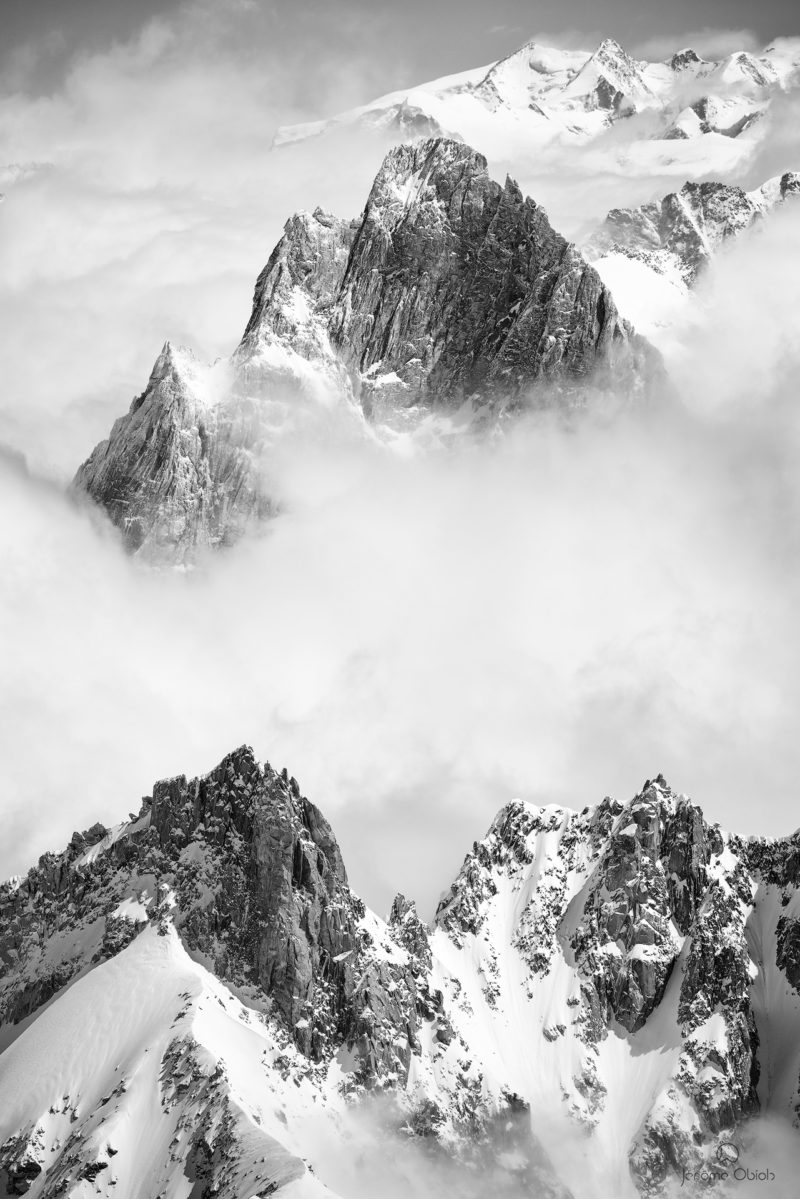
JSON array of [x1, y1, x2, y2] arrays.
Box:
[[73, 137, 654, 563], [584, 170, 800, 342], [274, 37, 800, 179], [9, 15, 800, 1199], [2, 747, 799, 1197]]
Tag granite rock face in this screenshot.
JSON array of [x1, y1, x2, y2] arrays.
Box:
[[435, 775, 800, 1193], [150, 748, 359, 1060], [4, 758, 799, 1195], [239, 208, 357, 361], [589, 170, 800, 284], [74, 138, 655, 562], [327, 139, 648, 418], [0, 746, 423, 1082], [72, 345, 274, 560], [571, 783, 697, 1035], [0, 745, 569, 1198]]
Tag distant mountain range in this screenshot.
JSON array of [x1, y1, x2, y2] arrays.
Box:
[[584, 169, 800, 341], [273, 37, 800, 180], [589, 170, 800, 284]]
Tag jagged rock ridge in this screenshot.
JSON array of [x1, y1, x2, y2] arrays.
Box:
[[0, 746, 568, 1199], [588, 170, 800, 284], [74, 137, 652, 563], [2, 754, 800, 1196], [328, 140, 644, 414], [72, 345, 274, 555]]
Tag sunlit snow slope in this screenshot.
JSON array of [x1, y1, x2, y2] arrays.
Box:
[[3, 752, 800, 1197], [0, 925, 339, 1198]]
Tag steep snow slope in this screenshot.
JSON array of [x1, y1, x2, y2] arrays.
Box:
[[274, 37, 800, 180], [431, 780, 800, 1194], [0, 925, 339, 1198], [3, 753, 800, 1196], [746, 884, 800, 1117]]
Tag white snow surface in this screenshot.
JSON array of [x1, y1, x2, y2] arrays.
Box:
[[591, 252, 689, 349], [4, 784, 800, 1196], [427, 802, 657, 1198], [273, 36, 800, 182]]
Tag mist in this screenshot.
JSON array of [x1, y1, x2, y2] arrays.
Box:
[[297, 1091, 601, 1199], [4, 4, 800, 923], [291, 1092, 800, 1199], [0, 2, 405, 477], [3, 2, 791, 484]]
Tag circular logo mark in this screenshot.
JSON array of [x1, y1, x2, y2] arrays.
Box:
[[716, 1142, 740, 1166]]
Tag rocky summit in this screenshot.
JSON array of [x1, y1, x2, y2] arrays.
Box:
[[274, 37, 800, 176], [2, 753, 799, 1197], [73, 137, 653, 563], [588, 170, 800, 286]]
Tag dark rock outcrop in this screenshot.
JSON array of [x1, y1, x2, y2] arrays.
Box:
[[327, 139, 648, 415], [0, 746, 422, 1080], [5, 757, 799, 1196], [74, 138, 655, 562], [588, 171, 800, 284], [434, 774, 800, 1191], [72, 344, 274, 561], [670, 49, 707, 72]]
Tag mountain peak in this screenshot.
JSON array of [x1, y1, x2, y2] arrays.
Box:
[[328, 136, 649, 412], [4, 745, 800, 1194], [374, 135, 488, 189], [593, 36, 632, 60], [74, 136, 654, 561], [670, 47, 707, 70], [563, 36, 653, 113], [146, 340, 205, 392], [589, 166, 800, 290]]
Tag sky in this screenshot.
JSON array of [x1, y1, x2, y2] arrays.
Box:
[[2, 0, 800, 917], [2, 0, 798, 97]]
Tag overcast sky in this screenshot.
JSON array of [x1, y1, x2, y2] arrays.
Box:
[[3, 0, 798, 99], [2, 0, 800, 916]]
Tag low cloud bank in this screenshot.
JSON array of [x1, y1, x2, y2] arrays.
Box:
[[3, 6, 800, 920], [297, 1093, 799, 1199], [5, 208, 800, 913]]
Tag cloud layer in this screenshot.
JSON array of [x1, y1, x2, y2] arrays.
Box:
[[0, 2, 402, 476], [3, 4, 800, 920]]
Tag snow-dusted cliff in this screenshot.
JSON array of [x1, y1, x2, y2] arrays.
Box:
[[2, 752, 799, 1197], [73, 137, 653, 563], [588, 171, 800, 286], [584, 170, 800, 343]]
